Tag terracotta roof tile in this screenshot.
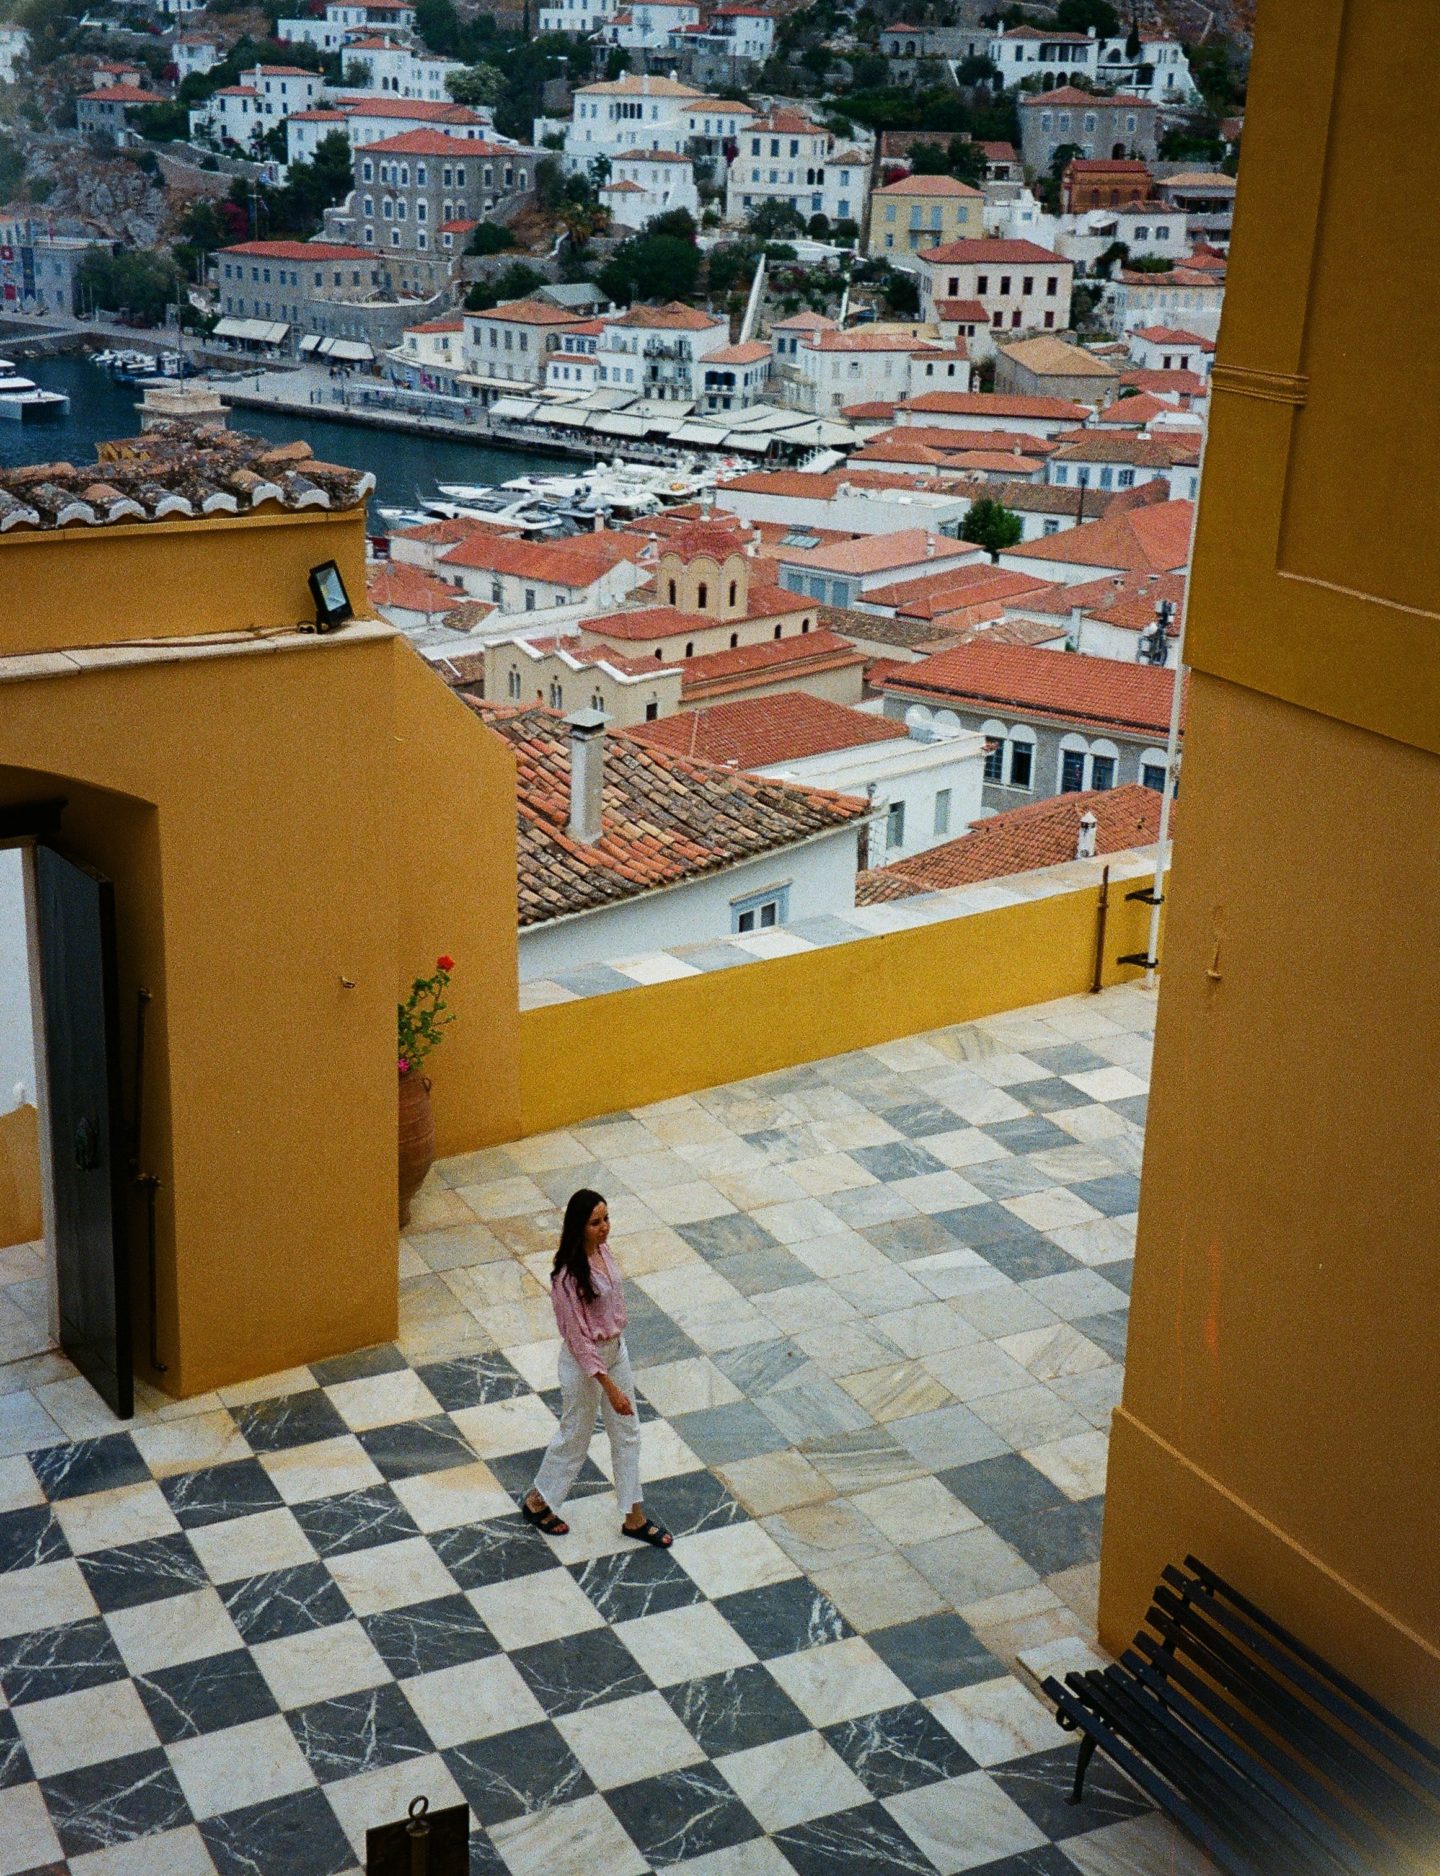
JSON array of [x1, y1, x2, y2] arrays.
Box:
[[367, 562, 459, 613], [857, 783, 1165, 900], [611, 301, 723, 331], [879, 641, 1185, 738], [863, 564, 1058, 620], [918, 238, 1068, 266], [771, 528, 979, 576], [899, 391, 1088, 422], [440, 530, 642, 583], [468, 703, 865, 925], [1018, 83, 1152, 107], [1007, 569, 1185, 633], [1005, 499, 1194, 574], [873, 174, 983, 198], [630, 692, 907, 769], [681, 629, 865, 690]]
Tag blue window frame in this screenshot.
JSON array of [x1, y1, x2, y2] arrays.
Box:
[[732, 885, 789, 934]]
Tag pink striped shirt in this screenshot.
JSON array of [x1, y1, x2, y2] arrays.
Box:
[[551, 1245, 628, 1377]]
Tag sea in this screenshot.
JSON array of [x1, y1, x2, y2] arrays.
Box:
[[0, 354, 557, 515]]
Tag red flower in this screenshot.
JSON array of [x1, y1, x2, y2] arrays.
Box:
[[436, 955, 455, 973]]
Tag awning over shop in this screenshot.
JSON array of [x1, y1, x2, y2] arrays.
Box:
[[488, 396, 540, 421], [542, 407, 594, 429], [300, 335, 375, 362], [214, 317, 290, 344], [723, 429, 777, 452], [591, 413, 648, 438], [669, 421, 730, 446], [778, 420, 860, 448]]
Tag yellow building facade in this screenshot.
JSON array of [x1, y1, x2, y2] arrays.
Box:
[[1101, 0, 1440, 1729], [867, 175, 984, 257], [0, 453, 521, 1400]]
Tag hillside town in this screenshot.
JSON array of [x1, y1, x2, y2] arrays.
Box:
[[0, 0, 1242, 973]]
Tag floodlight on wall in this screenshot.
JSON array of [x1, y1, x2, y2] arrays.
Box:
[[308, 560, 353, 633]]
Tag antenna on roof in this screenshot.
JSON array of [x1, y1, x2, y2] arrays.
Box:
[[1136, 596, 1173, 666]]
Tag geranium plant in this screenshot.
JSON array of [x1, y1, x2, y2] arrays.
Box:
[[398, 955, 455, 1076]]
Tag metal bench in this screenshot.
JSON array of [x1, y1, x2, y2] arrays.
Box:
[[1042, 1555, 1440, 1876]]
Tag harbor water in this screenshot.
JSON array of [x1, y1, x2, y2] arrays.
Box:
[[0, 354, 558, 513]]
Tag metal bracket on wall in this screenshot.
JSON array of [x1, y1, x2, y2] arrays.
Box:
[[1125, 888, 1164, 906], [1117, 952, 1159, 970]]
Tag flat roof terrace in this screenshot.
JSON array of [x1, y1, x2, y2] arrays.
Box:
[[0, 988, 1202, 1875]]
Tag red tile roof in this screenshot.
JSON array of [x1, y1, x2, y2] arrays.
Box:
[[1093, 391, 1174, 428], [1019, 84, 1152, 108], [933, 300, 990, 326], [770, 528, 979, 577], [222, 240, 374, 261], [1008, 570, 1185, 634], [333, 96, 485, 120], [879, 641, 1185, 738], [1006, 499, 1194, 575], [357, 130, 514, 155], [1118, 367, 1208, 398], [900, 391, 1088, 423], [467, 298, 587, 327], [82, 84, 165, 102], [441, 530, 641, 583], [468, 703, 866, 924], [705, 341, 772, 366], [863, 564, 1058, 620], [367, 562, 460, 614], [873, 174, 983, 199], [1131, 326, 1216, 349], [632, 692, 906, 769], [858, 784, 1165, 901], [610, 301, 723, 332], [1048, 431, 1199, 467], [681, 630, 866, 696], [918, 238, 1067, 266]]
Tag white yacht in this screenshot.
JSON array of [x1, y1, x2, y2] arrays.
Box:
[[0, 361, 68, 422]]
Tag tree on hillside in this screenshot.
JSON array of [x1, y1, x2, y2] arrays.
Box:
[[465, 260, 546, 310], [881, 267, 920, 317], [468, 222, 516, 255], [748, 198, 804, 241], [446, 61, 504, 106], [76, 249, 181, 326], [598, 231, 698, 306], [1055, 0, 1119, 35], [960, 497, 1023, 556]]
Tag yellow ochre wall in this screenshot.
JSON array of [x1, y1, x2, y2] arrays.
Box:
[[0, 511, 520, 1397], [520, 875, 1162, 1138], [1100, 0, 1440, 1729], [0, 1104, 43, 1249]]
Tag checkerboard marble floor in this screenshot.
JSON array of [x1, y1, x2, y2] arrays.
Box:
[[0, 988, 1210, 1876]]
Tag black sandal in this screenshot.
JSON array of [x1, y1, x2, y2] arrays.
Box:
[[622, 1517, 673, 1548], [520, 1499, 569, 1535]]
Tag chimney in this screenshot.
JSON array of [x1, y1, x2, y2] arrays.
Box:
[[566, 708, 608, 846], [1076, 809, 1099, 861]]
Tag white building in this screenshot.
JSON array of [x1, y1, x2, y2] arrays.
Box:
[[538, 0, 618, 36], [554, 73, 703, 175], [388, 316, 467, 396], [1093, 32, 1198, 105], [190, 85, 260, 150], [287, 95, 495, 166], [724, 109, 869, 230], [1101, 262, 1225, 338], [341, 39, 465, 103], [0, 16, 29, 72], [1054, 205, 1189, 269], [463, 297, 592, 390], [784, 328, 972, 416], [699, 339, 771, 413], [917, 238, 1074, 344], [773, 528, 982, 609], [1127, 324, 1213, 376], [247, 63, 324, 122], [987, 24, 1098, 85], [544, 322, 603, 393], [687, 5, 775, 64], [598, 149, 699, 229], [277, 0, 417, 53], [601, 0, 701, 51], [172, 32, 224, 79], [596, 300, 728, 402]]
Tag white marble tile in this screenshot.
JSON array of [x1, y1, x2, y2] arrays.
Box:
[[1059, 1811, 1214, 1875], [130, 1409, 251, 1479], [467, 1566, 606, 1649], [251, 1619, 390, 1709], [326, 1534, 459, 1617], [634, 1356, 742, 1418], [15, 1677, 160, 1776], [52, 1480, 180, 1554], [883, 1770, 1048, 1873], [187, 1508, 317, 1584], [105, 1586, 244, 1676], [671, 1521, 799, 1598], [716, 1728, 869, 1831], [767, 1636, 912, 1726], [0, 1558, 98, 1640], [927, 1677, 1063, 1766], [921, 1343, 1034, 1403], [851, 1476, 980, 1546], [1024, 1429, 1109, 1500], [1064, 1066, 1148, 1103], [449, 1392, 560, 1457], [998, 1325, 1113, 1384], [612, 1599, 758, 1688], [166, 1712, 316, 1820], [488, 1791, 648, 1876], [258, 1435, 385, 1506], [69, 1824, 216, 1876], [557, 1689, 705, 1788], [324, 1752, 468, 1860], [0, 1782, 64, 1876], [645, 1181, 738, 1226], [870, 1303, 983, 1360], [400, 1652, 547, 1748], [390, 1458, 513, 1532], [216, 1366, 319, 1408], [0, 1453, 43, 1513], [324, 1369, 443, 1431], [665, 1839, 797, 1876]]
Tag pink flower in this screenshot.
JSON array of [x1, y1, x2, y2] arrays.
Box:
[[436, 954, 455, 973], [398, 1056, 410, 1075]]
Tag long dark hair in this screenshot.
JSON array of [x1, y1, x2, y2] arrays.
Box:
[[552, 1188, 606, 1304]]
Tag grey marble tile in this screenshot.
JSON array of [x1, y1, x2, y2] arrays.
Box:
[[670, 1403, 789, 1466], [1069, 1312, 1129, 1363], [31, 1435, 149, 1502], [160, 1459, 285, 1530], [511, 1625, 654, 1716], [822, 1701, 978, 1798], [232, 1394, 347, 1456], [0, 1506, 69, 1574], [992, 1497, 1105, 1576], [220, 1563, 350, 1646], [309, 1344, 407, 1388], [0, 1614, 128, 1706], [663, 1661, 810, 1757], [569, 1546, 703, 1625], [938, 1455, 1068, 1525], [754, 1370, 873, 1446], [677, 1214, 781, 1260], [362, 1592, 498, 1679], [851, 1144, 949, 1183], [39, 1746, 191, 1859], [991, 1743, 1151, 1841], [642, 1470, 747, 1540], [1068, 1174, 1142, 1217], [136, 1647, 279, 1744], [443, 1718, 594, 1827], [290, 1486, 421, 1560], [201, 1786, 355, 1876], [713, 1578, 851, 1660], [77, 1533, 208, 1614], [866, 1612, 1009, 1698], [415, 1352, 530, 1412], [288, 1680, 432, 1779], [429, 1514, 557, 1590], [606, 1760, 762, 1867], [711, 1339, 809, 1397], [773, 1798, 938, 1876]]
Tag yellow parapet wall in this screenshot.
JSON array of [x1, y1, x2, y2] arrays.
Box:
[[0, 1104, 42, 1251], [518, 872, 1163, 1139]]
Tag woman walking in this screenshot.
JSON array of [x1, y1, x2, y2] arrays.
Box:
[[523, 1189, 672, 1546]]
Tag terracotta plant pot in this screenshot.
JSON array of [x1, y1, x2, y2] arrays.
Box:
[[397, 1069, 435, 1228]]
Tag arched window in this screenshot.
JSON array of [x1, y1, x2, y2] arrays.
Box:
[[801, 619, 810, 634], [667, 579, 677, 605], [729, 632, 738, 648], [654, 648, 663, 660], [773, 623, 782, 639], [697, 581, 708, 609], [1058, 731, 1089, 793], [685, 641, 694, 657], [728, 580, 737, 607], [1088, 738, 1119, 791], [1007, 725, 1036, 790], [548, 680, 563, 708], [507, 668, 521, 699]]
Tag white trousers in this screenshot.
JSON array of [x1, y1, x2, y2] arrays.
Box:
[[533, 1334, 643, 1515]]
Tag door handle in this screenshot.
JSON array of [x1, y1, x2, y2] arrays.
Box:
[[74, 1116, 99, 1171]]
